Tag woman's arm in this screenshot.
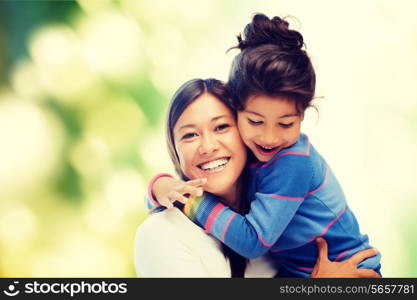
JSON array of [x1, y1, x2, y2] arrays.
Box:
[[311, 238, 380, 278]]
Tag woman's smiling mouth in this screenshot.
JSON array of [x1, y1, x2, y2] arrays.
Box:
[[197, 157, 230, 173]]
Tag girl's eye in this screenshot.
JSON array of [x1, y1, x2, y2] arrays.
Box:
[[182, 132, 197, 140], [215, 123, 230, 131], [279, 122, 294, 129], [248, 119, 263, 126]]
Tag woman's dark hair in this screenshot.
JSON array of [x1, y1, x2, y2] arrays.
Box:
[[165, 78, 248, 277], [227, 13, 316, 113]]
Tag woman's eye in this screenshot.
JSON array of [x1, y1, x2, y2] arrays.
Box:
[[182, 132, 197, 140], [248, 119, 263, 126], [215, 123, 230, 131], [279, 122, 294, 129]]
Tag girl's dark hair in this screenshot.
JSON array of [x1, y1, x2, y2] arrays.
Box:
[[165, 78, 248, 277], [227, 13, 316, 113]]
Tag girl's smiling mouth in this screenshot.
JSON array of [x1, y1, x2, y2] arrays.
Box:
[[254, 143, 281, 157]]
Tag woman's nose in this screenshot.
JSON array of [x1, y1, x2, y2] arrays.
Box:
[[198, 134, 219, 155]]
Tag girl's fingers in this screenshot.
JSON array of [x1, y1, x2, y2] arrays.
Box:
[[356, 269, 381, 278], [160, 191, 182, 209], [159, 197, 174, 209], [168, 191, 187, 205], [186, 178, 207, 187], [173, 192, 189, 204], [349, 248, 378, 266], [179, 184, 203, 197]]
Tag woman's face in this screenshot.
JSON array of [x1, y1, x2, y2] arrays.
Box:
[[173, 93, 247, 200]]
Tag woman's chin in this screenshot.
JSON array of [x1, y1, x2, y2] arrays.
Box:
[[204, 181, 231, 197]]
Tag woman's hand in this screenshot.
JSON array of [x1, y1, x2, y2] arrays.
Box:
[[152, 177, 207, 209], [310, 237, 380, 278]]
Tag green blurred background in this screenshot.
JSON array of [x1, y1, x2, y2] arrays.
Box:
[[0, 0, 416, 277]]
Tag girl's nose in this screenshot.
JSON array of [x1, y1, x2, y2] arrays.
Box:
[[259, 126, 279, 145]]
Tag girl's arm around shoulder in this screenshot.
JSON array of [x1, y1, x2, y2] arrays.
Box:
[[181, 155, 315, 259]]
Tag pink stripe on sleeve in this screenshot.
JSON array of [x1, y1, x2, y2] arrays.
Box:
[[221, 212, 237, 242], [265, 167, 328, 202], [147, 173, 173, 206], [298, 267, 313, 271], [305, 206, 348, 244], [318, 206, 347, 237], [250, 161, 262, 168], [204, 203, 225, 234], [260, 136, 311, 170], [271, 205, 348, 253], [335, 249, 349, 261], [258, 234, 274, 247], [269, 194, 304, 201]]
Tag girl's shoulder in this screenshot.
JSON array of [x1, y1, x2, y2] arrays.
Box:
[[265, 133, 311, 165], [283, 133, 310, 154], [250, 134, 326, 177], [255, 133, 325, 175]]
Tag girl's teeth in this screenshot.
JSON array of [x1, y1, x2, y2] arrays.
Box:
[[259, 145, 276, 151]]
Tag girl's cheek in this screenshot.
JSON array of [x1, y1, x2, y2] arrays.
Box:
[[237, 123, 249, 140]]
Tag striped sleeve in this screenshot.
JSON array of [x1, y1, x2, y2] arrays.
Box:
[[144, 173, 174, 211], [182, 154, 313, 259]]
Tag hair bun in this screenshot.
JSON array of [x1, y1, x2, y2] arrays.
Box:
[[237, 14, 304, 52]]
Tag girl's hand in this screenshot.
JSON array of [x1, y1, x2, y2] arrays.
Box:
[[310, 237, 380, 278], [152, 177, 207, 209]]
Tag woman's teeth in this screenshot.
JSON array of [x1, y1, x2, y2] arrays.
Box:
[[199, 158, 229, 171]]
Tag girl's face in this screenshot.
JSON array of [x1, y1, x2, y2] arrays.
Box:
[[237, 94, 303, 162], [173, 93, 247, 200]]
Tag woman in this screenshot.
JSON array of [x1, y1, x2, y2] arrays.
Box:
[[134, 78, 379, 277]]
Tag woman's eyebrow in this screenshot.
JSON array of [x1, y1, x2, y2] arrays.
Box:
[[212, 115, 230, 121], [177, 115, 231, 131], [177, 124, 196, 131]]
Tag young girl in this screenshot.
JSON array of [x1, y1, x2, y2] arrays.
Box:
[[147, 14, 381, 277]]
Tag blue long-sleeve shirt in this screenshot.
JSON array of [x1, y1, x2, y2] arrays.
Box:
[[146, 133, 381, 277]]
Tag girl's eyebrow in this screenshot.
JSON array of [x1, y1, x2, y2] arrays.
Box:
[[278, 113, 298, 119], [244, 110, 265, 118], [177, 115, 230, 131], [244, 110, 298, 119]]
